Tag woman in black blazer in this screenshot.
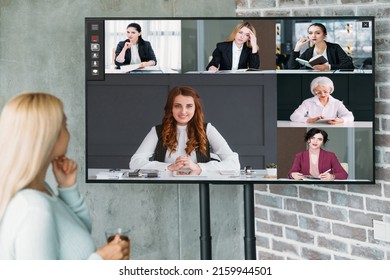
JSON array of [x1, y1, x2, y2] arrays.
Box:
[[288, 23, 354, 71], [206, 22, 260, 72], [115, 23, 157, 69]]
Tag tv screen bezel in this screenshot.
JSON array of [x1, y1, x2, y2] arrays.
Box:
[[85, 16, 375, 185]]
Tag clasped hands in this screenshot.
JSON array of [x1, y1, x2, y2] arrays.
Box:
[[167, 155, 202, 175]]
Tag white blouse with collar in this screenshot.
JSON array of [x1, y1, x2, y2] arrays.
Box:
[[129, 123, 240, 172]]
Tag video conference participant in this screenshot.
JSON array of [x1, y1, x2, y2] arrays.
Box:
[[129, 86, 240, 174], [288, 128, 348, 180], [115, 22, 157, 69], [0, 93, 129, 260], [288, 23, 354, 71], [290, 76, 354, 124], [206, 22, 260, 72]]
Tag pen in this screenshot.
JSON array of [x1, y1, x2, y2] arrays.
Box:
[[323, 169, 331, 174]]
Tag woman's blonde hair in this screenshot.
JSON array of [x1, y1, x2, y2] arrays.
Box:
[[0, 92, 64, 220], [226, 22, 257, 49]]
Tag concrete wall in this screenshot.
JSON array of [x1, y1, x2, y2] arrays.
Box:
[[236, 0, 390, 259], [0, 0, 243, 260]]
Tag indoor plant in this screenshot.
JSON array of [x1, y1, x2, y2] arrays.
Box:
[[265, 163, 277, 176]]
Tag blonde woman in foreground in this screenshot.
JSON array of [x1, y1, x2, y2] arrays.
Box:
[[0, 92, 129, 260]]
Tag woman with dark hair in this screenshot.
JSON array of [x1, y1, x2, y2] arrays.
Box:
[[130, 86, 240, 174], [288, 23, 354, 71], [115, 22, 157, 68], [206, 22, 260, 72], [288, 128, 348, 180]]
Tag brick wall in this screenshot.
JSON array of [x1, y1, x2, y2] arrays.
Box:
[[236, 1, 390, 259]]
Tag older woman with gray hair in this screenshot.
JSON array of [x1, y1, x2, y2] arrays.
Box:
[[290, 76, 354, 124]]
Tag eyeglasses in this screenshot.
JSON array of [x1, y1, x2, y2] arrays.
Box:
[[314, 91, 330, 95]]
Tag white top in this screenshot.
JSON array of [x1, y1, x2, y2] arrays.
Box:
[[313, 46, 328, 61], [0, 184, 101, 260], [232, 42, 242, 70], [129, 123, 240, 172], [130, 44, 141, 64], [290, 95, 354, 123]]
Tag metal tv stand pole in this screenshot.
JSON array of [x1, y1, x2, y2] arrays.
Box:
[[244, 183, 256, 260], [198, 182, 256, 260], [199, 183, 212, 260]]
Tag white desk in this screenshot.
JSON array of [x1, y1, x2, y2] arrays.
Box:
[[185, 70, 276, 74], [185, 69, 372, 74], [277, 120, 373, 128], [88, 168, 270, 183], [275, 69, 372, 74], [88, 168, 370, 183], [105, 65, 178, 74]]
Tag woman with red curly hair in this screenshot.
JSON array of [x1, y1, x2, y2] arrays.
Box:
[[130, 86, 240, 174]]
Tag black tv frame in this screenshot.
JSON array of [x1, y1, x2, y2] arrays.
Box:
[[85, 16, 375, 185]]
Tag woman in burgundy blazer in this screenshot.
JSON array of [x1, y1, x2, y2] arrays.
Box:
[[288, 128, 348, 180]]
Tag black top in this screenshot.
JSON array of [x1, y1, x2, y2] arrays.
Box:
[[114, 39, 157, 68], [288, 41, 354, 70], [206, 41, 260, 71]]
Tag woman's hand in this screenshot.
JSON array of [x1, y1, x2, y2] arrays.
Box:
[[176, 156, 201, 173], [248, 30, 258, 53], [307, 116, 323, 123], [96, 235, 130, 260], [291, 172, 304, 180], [319, 171, 335, 181], [52, 156, 77, 188], [123, 41, 133, 50], [139, 62, 147, 68], [327, 118, 344, 125], [167, 158, 185, 172], [294, 38, 310, 51], [139, 61, 154, 68], [116, 42, 133, 63], [312, 63, 330, 71], [208, 65, 219, 72], [167, 156, 202, 175]]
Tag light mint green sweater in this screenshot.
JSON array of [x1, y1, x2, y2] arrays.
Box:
[[0, 184, 102, 260]]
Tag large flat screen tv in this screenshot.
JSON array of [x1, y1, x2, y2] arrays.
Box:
[[85, 17, 374, 184]]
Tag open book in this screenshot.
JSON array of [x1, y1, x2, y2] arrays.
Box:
[[295, 55, 328, 68]]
